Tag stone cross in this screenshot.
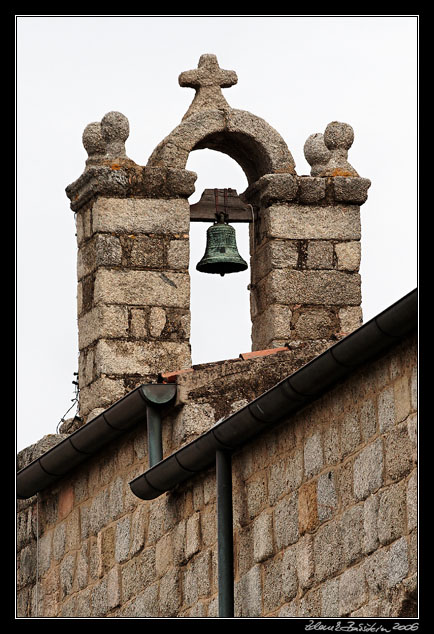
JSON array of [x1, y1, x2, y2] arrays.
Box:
[[179, 54, 237, 120]]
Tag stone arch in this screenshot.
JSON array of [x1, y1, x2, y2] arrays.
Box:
[[147, 108, 296, 186]]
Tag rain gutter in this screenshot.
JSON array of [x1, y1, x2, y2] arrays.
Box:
[[16, 383, 176, 500]]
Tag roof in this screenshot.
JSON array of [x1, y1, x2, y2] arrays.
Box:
[[17, 288, 417, 500]]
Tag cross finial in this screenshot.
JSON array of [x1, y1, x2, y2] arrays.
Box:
[[179, 54, 237, 120]]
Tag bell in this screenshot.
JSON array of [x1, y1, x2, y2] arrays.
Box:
[[196, 215, 248, 276]]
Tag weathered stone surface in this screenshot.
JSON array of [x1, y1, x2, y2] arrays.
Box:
[[262, 204, 361, 240], [353, 438, 383, 501], [304, 431, 323, 478], [274, 493, 299, 550], [333, 177, 371, 203], [263, 556, 284, 613], [252, 304, 292, 348], [317, 471, 338, 521], [78, 376, 125, 418], [339, 566, 367, 615], [172, 401, 216, 446], [341, 505, 363, 566], [253, 511, 273, 562], [377, 481, 406, 545], [183, 550, 211, 607], [92, 197, 190, 234], [306, 241, 334, 269], [281, 546, 298, 601], [256, 269, 361, 310], [235, 564, 262, 618], [321, 576, 340, 617], [384, 421, 414, 481], [159, 569, 180, 616], [335, 241, 361, 271], [252, 240, 299, 283], [255, 173, 298, 206], [114, 515, 130, 563], [363, 493, 380, 554], [388, 537, 409, 588], [340, 410, 361, 457], [17, 434, 70, 471], [297, 176, 326, 203], [268, 449, 303, 505], [359, 397, 377, 441], [339, 306, 363, 334], [377, 385, 396, 433], [296, 533, 315, 589], [125, 235, 165, 268], [93, 269, 190, 308], [293, 308, 335, 340], [155, 532, 173, 576], [167, 239, 189, 270], [185, 512, 201, 560], [304, 133, 332, 177], [407, 470, 417, 533], [298, 480, 318, 535], [94, 339, 191, 376], [60, 552, 76, 599], [78, 305, 129, 349], [148, 306, 167, 338], [313, 520, 343, 581]]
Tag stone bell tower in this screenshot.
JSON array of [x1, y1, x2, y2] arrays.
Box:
[[66, 54, 371, 423]]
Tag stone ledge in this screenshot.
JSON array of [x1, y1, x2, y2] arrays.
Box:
[[17, 433, 70, 472], [66, 165, 197, 212], [243, 175, 371, 207]]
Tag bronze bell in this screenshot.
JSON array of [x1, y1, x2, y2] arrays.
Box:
[[196, 212, 248, 276]]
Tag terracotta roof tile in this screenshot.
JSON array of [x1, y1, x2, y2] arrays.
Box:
[[239, 346, 289, 361], [160, 368, 194, 383]]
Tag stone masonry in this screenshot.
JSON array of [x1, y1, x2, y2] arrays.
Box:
[[17, 333, 417, 617], [17, 54, 416, 618], [64, 54, 371, 422], [66, 113, 197, 421], [244, 124, 370, 351]]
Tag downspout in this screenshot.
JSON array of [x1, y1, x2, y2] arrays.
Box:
[[216, 449, 234, 618], [141, 384, 177, 467]]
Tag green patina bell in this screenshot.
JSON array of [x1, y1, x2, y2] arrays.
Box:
[[196, 214, 248, 277]]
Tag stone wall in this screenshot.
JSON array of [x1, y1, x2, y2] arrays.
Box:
[[244, 123, 371, 352], [16, 333, 417, 617]]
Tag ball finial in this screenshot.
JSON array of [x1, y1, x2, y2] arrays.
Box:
[[304, 133, 332, 177], [304, 121, 359, 177], [82, 122, 106, 165], [101, 111, 130, 158]]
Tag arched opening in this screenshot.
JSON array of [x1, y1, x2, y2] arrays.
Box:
[[187, 149, 251, 365]]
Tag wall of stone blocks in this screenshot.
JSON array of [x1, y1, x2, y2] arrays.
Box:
[[16, 333, 417, 618], [75, 196, 192, 420], [245, 174, 369, 352]]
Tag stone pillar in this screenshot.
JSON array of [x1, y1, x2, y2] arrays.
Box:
[[65, 112, 196, 421], [246, 122, 371, 351]]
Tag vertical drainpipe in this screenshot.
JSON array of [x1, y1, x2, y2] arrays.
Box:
[[216, 449, 234, 617], [141, 384, 177, 467]]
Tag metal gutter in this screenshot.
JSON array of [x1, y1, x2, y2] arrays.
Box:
[[129, 288, 418, 501], [16, 384, 176, 500]]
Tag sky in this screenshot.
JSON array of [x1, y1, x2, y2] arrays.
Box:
[[16, 15, 418, 452]]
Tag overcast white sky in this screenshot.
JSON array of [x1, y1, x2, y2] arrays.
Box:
[[16, 15, 418, 452]]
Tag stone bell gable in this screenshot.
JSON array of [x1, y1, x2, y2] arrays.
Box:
[[17, 54, 416, 620], [65, 53, 370, 422]]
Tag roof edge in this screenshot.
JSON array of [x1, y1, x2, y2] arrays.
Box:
[[129, 289, 418, 500]]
